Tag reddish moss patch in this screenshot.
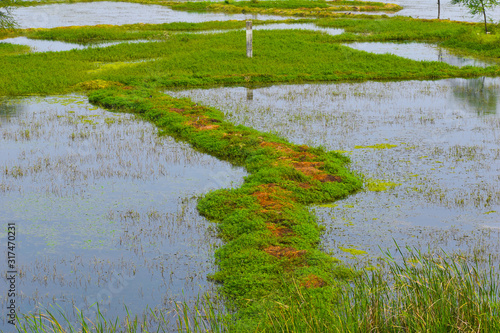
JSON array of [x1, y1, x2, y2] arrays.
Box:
[[169, 107, 185, 114], [266, 224, 295, 238], [264, 245, 307, 259], [300, 274, 327, 289], [260, 141, 295, 154], [252, 184, 293, 210], [314, 174, 342, 183]]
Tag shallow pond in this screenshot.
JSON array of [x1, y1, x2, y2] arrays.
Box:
[[346, 42, 500, 68], [0, 36, 149, 53], [11, 1, 293, 29], [337, 0, 500, 22], [391, 0, 500, 21], [0, 23, 343, 53], [0, 96, 247, 330], [167, 77, 500, 267]]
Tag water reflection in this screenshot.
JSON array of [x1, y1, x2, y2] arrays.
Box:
[[247, 88, 254, 101], [392, 0, 500, 22], [0, 98, 23, 119], [11, 1, 293, 29], [0, 95, 247, 331], [0, 36, 151, 53], [451, 77, 500, 115], [345, 42, 499, 68], [168, 78, 500, 266]]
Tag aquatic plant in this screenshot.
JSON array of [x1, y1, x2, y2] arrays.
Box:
[[88, 85, 362, 328]]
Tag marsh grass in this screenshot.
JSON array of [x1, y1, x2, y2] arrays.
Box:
[[167, 0, 402, 15], [16, 305, 168, 332], [253, 246, 500, 332], [0, 42, 29, 55], [3, 19, 500, 95], [9, 0, 402, 13], [18, 246, 499, 332], [3, 3, 500, 332], [21, 19, 310, 43]]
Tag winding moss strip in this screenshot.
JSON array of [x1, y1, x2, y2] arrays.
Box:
[[88, 85, 362, 320]]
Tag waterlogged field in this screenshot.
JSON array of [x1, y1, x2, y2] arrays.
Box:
[[168, 77, 500, 267], [391, 0, 500, 21], [0, 96, 246, 330], [0, 23, 343, 53], [1, 0, 500, 330], [346, 42, 500, 68], [10, 1, 294, 29], [0, 37, 151, 53]]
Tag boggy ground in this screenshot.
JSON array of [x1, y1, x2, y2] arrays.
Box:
[[3, 1, 500, 330], [89, 87, 362, 312]]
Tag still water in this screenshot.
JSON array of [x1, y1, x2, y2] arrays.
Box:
[[0, 95, 246, 330], [168, 77, 500, 266], [11, 1, 294, 29], [346, 42, 500, 68]]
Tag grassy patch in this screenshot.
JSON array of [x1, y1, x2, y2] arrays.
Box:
[[3, 5, 500, 331], [2, 19, 500, 95], [87, 85, 362, 328], [22, 19, 310, 42], [317, 16, 500, 58], [0, 42, 29, 55], [365, 178, 401, 191], [167, 0, 402, 15]]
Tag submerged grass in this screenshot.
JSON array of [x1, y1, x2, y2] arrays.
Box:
[[2, 4, 500, 331], [17, 246, 500, 332], [87, 86, 362, 320], [0, 42, 29, 55], [10, 0, 402, 14], [19, 19, 311, 43], [167, 0, 402, 15]]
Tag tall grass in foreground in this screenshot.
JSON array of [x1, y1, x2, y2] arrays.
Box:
[[263, 246, 500, 333], [15, 247, 500, 332], [14, 295, 230, 333]]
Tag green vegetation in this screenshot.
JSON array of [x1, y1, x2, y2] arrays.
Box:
[[22, 19, 309, 43], [2, 26, 500, 96], [365, 178, 401, 191], [17, 247, 500, 332], [2, 1, 500, 330], [167, 0, 402, 15], [316, 16, 500, 58], [354, 143, 398, 149], [88, 86, 362, 321], [0, 42, 29, 55], [451, 0, 499, 33]]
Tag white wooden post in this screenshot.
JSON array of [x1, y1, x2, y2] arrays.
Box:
[[246, 20, 252, 58]]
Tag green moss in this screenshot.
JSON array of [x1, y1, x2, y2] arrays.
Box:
[[365, 178, 401, 191], [339, 246, 368, 255], [355, 143, 398, 149], [88, 86, 363, 327]]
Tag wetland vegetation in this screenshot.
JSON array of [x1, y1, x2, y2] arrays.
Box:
[[1, 0, 500, 331]]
